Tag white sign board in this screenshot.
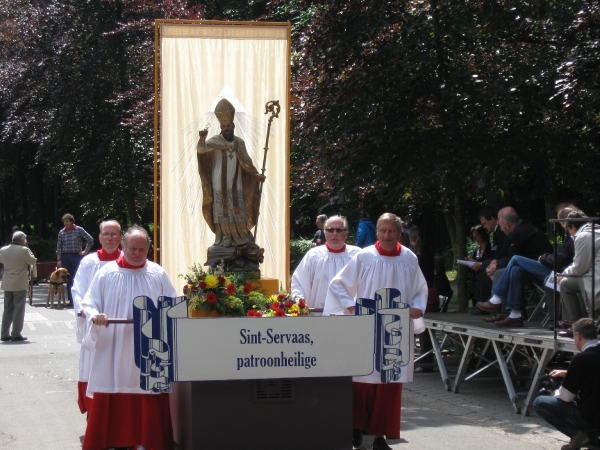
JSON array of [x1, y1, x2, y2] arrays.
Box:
[[133, 288, 412, 392]]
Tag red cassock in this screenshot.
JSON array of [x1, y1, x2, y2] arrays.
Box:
[[353, 382, 403, 439], [82, 392, 173, 450]]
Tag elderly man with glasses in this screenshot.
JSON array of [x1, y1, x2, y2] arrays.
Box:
[[71, 220, 123, 417], [291, 215, 360, 310]]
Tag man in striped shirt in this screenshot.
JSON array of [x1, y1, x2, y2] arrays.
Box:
[[56, 213, 94, 304]]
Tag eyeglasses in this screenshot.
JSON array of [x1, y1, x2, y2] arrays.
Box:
[[325, 228, 346, 234], [101, 233, 121, 239]]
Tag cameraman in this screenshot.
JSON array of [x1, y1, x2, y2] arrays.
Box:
[[534, 318, 600, 450]]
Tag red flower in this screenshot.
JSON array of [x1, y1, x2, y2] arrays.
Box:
[[183, 286, 189, 295], [218, 276, 226, 285], [190, 284, 198, 292], [226, 283, 235, 295], [206, 292, 217, 304], [274, 309, 286, 317], [243, 283, 253, 295], [254, 311, 262, 317], [278, 293, 288, 300], [247, 309, 256, 316], [284, 300, 293, 308], [199, 281, 207, 289], [299, 299, 306, 309], [271, 302, 280, 310]]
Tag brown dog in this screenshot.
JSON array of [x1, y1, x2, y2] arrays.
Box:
[[47, 268, 70, 308]]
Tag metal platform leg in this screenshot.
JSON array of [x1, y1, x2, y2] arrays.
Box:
[[521, 348, 556, 416], [492, 340, 521, 414], [428, 328, 451, 391], [452, 335, 476, 394]]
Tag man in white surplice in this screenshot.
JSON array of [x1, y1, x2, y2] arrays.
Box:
[[324, 213, 428, 450], [71, 220, 122, 415], [80, 225, 177, 450], [197, 98, 265, 248], [291, 215, 360, 310]]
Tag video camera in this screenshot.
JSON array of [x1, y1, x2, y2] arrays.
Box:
[[537, 374, 563, 396]]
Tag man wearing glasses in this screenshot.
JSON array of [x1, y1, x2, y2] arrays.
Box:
[[291, 215, 360, 310], [71, 220, 123, 417]]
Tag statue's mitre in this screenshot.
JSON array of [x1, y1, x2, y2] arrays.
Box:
[[214, 98, 235, 124]]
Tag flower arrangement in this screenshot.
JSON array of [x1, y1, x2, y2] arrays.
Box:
[[181, 263, 266, 317], [247, 290, 310, 317]]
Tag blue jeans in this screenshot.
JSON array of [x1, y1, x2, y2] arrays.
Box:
[[492, 255, 551, 312], [533, 395, 599, 438], [61, 253, 82, 302]]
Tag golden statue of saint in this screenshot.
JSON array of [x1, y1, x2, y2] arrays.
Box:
[[197, 99, 265, 251]]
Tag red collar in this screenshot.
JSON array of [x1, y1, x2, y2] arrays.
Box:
[[62, 224, 77, 232], [326, 243, 346, 253], [97, 248, 121, 262], [375, 241, 402, 257], [116, 255, 145, 269]]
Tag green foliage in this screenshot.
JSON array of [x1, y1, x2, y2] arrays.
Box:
[[290, 238, 312, 272]]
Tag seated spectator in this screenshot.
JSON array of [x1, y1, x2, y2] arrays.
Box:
[[466, 224, 492, 311], [476, 205, 576, 327], [485, 207, 552, 282], [311, 214, 327, 247], [356, 211, 377, 248], [557, 210, 600, 337], [473, 207, 507, 308], [533, 318, 600, 450]]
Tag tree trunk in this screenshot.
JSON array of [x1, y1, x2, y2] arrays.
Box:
[[453, 194, 469, 312]]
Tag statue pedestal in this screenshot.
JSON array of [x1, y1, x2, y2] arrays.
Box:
[[253, 277, 279, 296]]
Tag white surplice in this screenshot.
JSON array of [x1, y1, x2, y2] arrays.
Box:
[[291, 244, 361, 309], [324, 245, 428, 384], [71, 252, 122, 383], [81, 261, 176, 395]]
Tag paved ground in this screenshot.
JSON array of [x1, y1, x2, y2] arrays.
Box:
[[0, 284, 569, 449]]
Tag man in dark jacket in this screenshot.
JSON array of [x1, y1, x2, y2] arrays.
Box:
[[477, 207, 558, 326], [485, 207, 552, 278], [471, 207, 507, 313]]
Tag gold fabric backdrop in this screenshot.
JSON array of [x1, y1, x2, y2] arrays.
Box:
[[156, 21, 290, 292]]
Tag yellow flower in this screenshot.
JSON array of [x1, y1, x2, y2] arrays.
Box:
[[204, 274, 219, 289], [290, 304, 299, 313], [269, 294, 278, 303]]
